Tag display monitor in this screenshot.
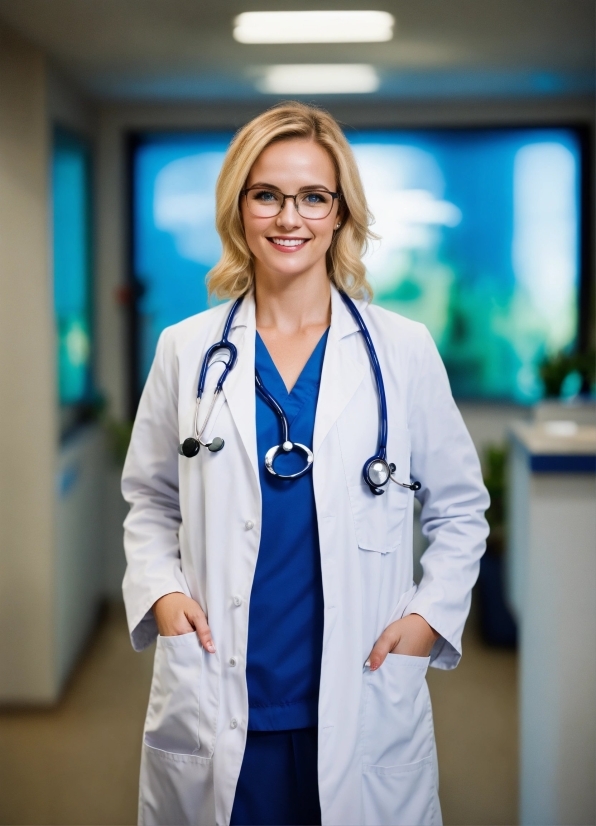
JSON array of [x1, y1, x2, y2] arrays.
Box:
[[132, 126, 583, 403]]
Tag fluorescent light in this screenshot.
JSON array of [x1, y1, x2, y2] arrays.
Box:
[[234, 11, 394, 44], [257, 64, 379, 95]]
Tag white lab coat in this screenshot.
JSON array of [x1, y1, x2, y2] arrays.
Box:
[[122, 285, 489, 826]]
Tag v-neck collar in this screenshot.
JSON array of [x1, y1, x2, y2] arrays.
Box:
[[255, 330, 329, 424]]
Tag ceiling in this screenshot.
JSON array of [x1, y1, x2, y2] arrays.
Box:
[[0, 0, 593, 100]]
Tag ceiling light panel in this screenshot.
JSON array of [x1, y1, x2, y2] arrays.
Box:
[[234, 11, 394, 44], [257, 64, 380, 95]]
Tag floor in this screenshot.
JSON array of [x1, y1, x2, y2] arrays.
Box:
[[0, 601, 517, 826]]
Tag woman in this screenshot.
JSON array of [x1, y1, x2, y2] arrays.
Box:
[[122, 102, 489, 826]]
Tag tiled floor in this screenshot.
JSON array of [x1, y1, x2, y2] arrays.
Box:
[[0, 602, 517, 825]]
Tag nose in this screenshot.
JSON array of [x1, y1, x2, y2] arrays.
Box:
[[276, 197, 302, 229]]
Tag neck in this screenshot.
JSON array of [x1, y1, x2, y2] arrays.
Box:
[[254, 269, 331, 334]]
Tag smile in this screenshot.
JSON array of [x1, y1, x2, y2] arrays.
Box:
[[268, 237, 309, 250]]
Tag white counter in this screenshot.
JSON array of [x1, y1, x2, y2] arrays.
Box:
[[506, 420, 596, 826]]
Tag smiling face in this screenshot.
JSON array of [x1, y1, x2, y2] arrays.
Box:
[[241, 138, 341, 288]]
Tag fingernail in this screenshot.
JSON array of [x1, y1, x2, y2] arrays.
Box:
[[206, 643, 215, 653], [364, 659, 371, 668]]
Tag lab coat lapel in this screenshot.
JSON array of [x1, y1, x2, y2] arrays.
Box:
[[314, 286, 366, 455], [221, 292, 259, 483]]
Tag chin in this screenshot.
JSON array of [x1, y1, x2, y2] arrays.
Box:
[[259, 255, 316, 280]]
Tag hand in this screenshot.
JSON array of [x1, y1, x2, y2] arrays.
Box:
[[152, 592, 216, 653], [366, 613, 439, 671]]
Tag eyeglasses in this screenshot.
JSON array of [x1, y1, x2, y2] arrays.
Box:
[[242, 186, 340, 219]]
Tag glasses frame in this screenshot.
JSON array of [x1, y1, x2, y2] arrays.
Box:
[[241, 185, 341, 220]]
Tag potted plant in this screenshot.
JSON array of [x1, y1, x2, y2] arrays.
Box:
[[476, 444, 517, 647]]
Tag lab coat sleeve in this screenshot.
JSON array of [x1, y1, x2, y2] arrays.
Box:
[[403, 327, 490, 669], [121, 328, 190, 651]]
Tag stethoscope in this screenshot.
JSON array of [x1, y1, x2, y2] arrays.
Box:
[[178, 293, 420, 495]]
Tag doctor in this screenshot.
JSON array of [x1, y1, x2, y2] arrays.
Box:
[[122, 102, 489, 826]]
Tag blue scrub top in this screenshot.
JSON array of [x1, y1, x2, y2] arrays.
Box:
[[246, 330, 328, 731]]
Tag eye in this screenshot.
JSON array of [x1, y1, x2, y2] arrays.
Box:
[[252, 189, 279, 202], [302, 191, 329, 204]]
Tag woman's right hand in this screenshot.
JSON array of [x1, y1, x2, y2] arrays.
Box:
[[151, 592, 216, 653]]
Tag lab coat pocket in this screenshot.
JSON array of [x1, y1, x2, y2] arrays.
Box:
[[144, 632, 203, 755], [363, 757, 439, 826], [139, 743, 215, 826], [348, 482, 409, 553], [362, 654, 440, 825]]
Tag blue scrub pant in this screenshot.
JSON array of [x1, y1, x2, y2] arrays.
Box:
[[230, 727, 321, 826]]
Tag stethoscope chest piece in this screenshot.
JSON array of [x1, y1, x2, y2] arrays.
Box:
[[265, 441, 314, 480], [363, 457, 421, 495], [363, 457, 392, 495]]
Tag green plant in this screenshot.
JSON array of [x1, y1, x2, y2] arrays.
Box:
[[103, 417, 134, 466], [539, 349, 596, 398], [539, 352, 576, 397], [576, 349, 596, 390], [482, 443, 507, 554]]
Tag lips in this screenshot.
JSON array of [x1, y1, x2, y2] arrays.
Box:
[[267, 237, 309, 251]]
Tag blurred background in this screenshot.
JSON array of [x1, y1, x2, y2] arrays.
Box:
[[0, 1, 594, 824]]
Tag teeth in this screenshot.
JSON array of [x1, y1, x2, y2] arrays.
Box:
[[271, 238, 306, 247]]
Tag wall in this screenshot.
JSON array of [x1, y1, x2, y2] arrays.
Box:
[[48, 67, 96, 139], [0, 21, 104, 702], [48, 64, 107, 696], [55, 426, 106, 689], [96, 95, 593, 444], [0, 22, 56, 701]]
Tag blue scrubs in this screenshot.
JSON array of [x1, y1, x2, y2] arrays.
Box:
[[230, 331, 328, 826], [231, 728, 320, 826]]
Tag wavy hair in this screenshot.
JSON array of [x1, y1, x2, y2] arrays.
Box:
[[206, 102, 376, 300]]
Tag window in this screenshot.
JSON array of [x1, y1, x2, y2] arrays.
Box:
[[52, 128, 94, 428]]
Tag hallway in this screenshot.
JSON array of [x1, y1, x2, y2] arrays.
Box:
[[0, 602, 517, 826]]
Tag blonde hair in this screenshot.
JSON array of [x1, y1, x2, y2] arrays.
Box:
[[207, 102, 375, 300]]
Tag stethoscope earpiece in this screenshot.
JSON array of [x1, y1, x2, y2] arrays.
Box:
[[179, 437, 200, 458], [178, 436, 224, 457]]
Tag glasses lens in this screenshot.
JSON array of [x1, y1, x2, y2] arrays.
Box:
[[297, 191, 334, 218], [246, 189, 283, 217], [245, 188, 335, 219]]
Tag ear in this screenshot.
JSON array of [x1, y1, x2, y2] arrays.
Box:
[[334, 210, 346, 232], [336, 198, 347, 226]]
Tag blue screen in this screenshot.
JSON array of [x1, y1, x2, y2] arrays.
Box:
[[53, 129, 93, 406], [132, 127, 581, 402]]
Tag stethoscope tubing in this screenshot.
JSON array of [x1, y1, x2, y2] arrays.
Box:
[[180, 291, 419, 492], [255, 369, 290, 445], [338, 292, 388, 460], [255, 368, 314, 479], [196, 296, 242, 398]]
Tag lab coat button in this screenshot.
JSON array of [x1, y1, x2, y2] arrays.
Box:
[[244, 520, 254, 530], [230, 717, 238, 729], [233, 595, 242, 606], [229, 657, 237, 667]]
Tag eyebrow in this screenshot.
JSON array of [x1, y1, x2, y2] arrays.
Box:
[[248, 182, 335, 193]]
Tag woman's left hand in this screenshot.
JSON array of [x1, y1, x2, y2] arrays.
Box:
[[366, 613, 439, 671]]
